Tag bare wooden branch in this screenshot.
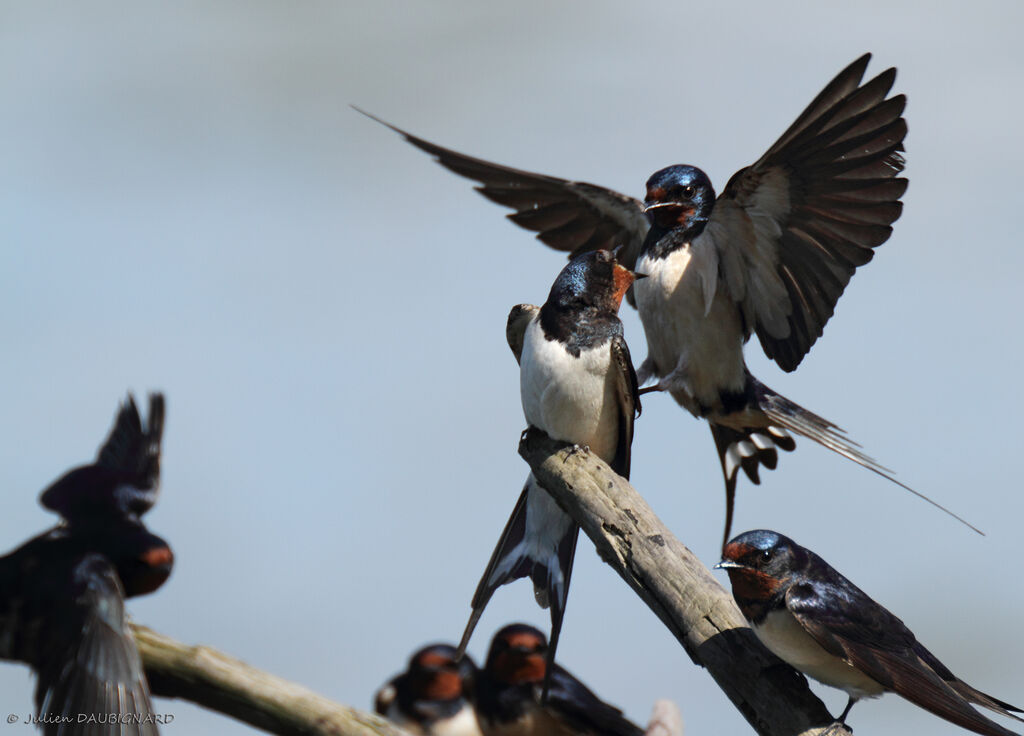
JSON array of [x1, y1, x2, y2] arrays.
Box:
[[133, 625, 407, 736], [518, 428, 853, 736], [128, 430, 855, 736]]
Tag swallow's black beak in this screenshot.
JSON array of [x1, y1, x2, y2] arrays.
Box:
[[713, 560, 743, 570], [632, 271, 649, 280]]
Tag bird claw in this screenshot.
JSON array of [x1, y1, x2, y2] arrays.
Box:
[[821, 721, 852, 736], [563, 444, 590, 463]]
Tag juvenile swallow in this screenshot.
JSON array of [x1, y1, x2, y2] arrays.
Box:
[[473, 623, 643, 736], [716, 529, 1023, 736], [375, 644, 482, 736], [457, 250, 642, 692], [358, 54, 977, 545], [0, 393, 173, 735]]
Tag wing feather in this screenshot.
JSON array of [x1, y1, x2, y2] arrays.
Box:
[[36, 555, 158, 736], [787, 580, 1021, 736], [609, 335, 640, 480], [355, 108, 649, 270], [699, 54, 908, 371], [506, 305, 539, 365]]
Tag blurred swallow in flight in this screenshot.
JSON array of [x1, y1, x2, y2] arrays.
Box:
[[0, 393, 173, 735]]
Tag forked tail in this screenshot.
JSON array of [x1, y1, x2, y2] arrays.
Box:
[[751, 377, 982, 536], [456, 476, 579, 699], [710, 423, 796, 549]]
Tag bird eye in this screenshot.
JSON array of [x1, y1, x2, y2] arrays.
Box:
[[681, 185, 695, 198], [762, 548, 773, 561]]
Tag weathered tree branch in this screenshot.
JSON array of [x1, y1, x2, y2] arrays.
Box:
[[133, 625, 406, 736], [134, 625, 684, 736], [518, 428, 853, 736], [128, 429, 855, 736]]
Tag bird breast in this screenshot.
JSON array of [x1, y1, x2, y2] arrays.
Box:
[[426, 705, 484, 736], [754, 609, 886, 700], [519, 320, 620, 465], [634, 244, 747, 405]]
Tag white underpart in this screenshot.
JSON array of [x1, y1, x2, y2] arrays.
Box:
[[386, 702, 483, 736], [505, 315, 624, 604], [519, 317, 620, 463], [635, 244, 747, 414], [430, 706, 484, 736], [754, 609, 886, 700]]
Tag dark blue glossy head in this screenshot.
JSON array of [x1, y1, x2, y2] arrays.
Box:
[[644, 165, 715, 236], [547, 249, 636, 313], [719, 529, 803, 577]]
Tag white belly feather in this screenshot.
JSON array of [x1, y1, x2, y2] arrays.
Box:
[[519, 319, 620, 465], [754, 609, 886, 700], [635, 246, 747, 409], [386, 703, 483, 736]]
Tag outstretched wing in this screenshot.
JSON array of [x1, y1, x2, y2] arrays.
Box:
[[357, 108, 650, 270], [787, 579, 1019, 736], [35, 554, 159, 736], [696, 54, 907, 371]]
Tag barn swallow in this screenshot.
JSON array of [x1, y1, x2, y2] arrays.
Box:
[[455, 250, 641, 694], [0, 393, 172, 735], [716, 529, 1023, 736], [358, 54, 978, 545], [473, 623, 643, 736], [375, 644, 483, 736]]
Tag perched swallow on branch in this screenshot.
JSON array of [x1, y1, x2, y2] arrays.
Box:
[[717, 529, 1023, 736], [456, 250, 641, 695], [473, 623, 643, 736], [375, 643, 482, 736], [359, 53, 977, 546]]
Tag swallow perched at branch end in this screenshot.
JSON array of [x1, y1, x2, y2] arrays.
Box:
[[717, 529, 1023, 736]]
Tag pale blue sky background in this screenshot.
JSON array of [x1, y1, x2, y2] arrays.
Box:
[[2, 3, 1023, 735]]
